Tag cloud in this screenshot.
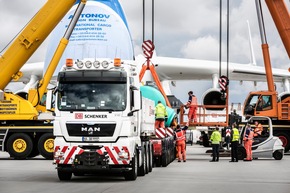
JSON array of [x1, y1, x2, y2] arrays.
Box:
[[1, 0, 289, 105], [181, 36, 220, 60]]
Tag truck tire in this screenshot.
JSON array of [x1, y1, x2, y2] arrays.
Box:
[[124, 151, 138, 181], [148, 144, 153, 172], [57, 169, 72, 181], [7, 133, 33, 159], [161, 151, 168, 167], [138, 148, 146, 176], [237, 146, 246, 160], [273, 150, 283, 160], [145, 145, 149, 174], [154, 156, 161, 167], [275, 132, 290, 152], [38, 133, 54, 160], [28, 141, 40, 158]]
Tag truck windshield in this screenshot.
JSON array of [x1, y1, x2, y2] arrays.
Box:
[[57, 82, 127, 111]]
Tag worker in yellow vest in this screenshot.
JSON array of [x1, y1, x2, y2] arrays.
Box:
[[210, 127, 221, 162], [155, 101, 168, 129], [229, 123, 240, 162]]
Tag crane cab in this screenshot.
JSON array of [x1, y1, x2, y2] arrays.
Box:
[[243, 91, 278, 119]]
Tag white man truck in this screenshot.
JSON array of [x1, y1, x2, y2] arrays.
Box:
[[50, 58, 176, 181]]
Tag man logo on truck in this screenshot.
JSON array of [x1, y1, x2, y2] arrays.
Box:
[[81, 127, 101, 135]]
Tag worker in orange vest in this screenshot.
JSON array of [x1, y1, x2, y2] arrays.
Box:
[[175, 124, 188, 162], [243, 124, 254, 161], [254, 121, 263, 137], [186, 91, 197, 125]]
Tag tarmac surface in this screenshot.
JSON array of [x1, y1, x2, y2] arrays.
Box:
[[0, 144, 289, 193]]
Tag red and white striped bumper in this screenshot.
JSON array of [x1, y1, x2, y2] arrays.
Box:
[[54, 145, 130, 165]]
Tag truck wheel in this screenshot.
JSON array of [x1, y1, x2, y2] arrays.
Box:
[[154, 156, 161, 167], [161, 151, 168, 167], [7, 133, 33, 159], [57, 169, 72, 181], [237, 146, 246, 160], [138, 148, 146, 176], [145, 145, 149, 174], [38, 133, 54, 160], [275, 132, 290, 152], [124, 151, 138, 181], [28, 141, 40, 158], [273, 150, 283, 160], [148, 144, 153, 172]]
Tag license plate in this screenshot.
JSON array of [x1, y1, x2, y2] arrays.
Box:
[[82, 137, 99, 141]]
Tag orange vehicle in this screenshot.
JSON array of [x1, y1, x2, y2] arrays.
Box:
[[243, 0, 290, 152]]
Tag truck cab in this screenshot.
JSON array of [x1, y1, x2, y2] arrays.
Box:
[[51, 58, 157, 181], [243, 91, 277, 119]]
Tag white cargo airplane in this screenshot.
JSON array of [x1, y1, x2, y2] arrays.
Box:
[[7, 0, 290, 108]]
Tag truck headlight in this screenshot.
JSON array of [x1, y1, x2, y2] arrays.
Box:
[[102, 60, 109, 68], [93, 60, 100, 68], [85, 61, 92, 68], [76, 60, 84, 68], [54, 151, 64, 160], [118, 151, 129, 160]]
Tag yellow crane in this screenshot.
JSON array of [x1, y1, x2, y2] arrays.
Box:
[[0, 0, 87, 159]]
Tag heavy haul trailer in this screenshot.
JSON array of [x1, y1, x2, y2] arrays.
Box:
[[140, 86, 176, 167], [0, 0, 87, 159], [50, 58, 176, 181]]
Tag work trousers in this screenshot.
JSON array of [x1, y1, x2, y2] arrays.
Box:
[[188, 107, 197, 123], [176, 140, 186, 161], [244, 140, 253, 160], [212, 144, 220, 161], [231, 141, 239, 161], [155, 120, 165, 129]]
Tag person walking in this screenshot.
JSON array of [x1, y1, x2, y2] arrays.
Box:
[[229, 123, 240, 162], [175, 124, 188, 162], [155, 101, 168, 129], [186, 91, 197, 125], [210, 127, 221, 162], [243, 124, 254, 161]]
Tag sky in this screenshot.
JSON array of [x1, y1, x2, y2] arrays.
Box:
[[0, 0, 289, 105]]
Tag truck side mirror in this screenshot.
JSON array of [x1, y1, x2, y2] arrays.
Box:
[[133, 90, 141, 110], [46, 89, 53, 111], [128, 86, 141, 116]]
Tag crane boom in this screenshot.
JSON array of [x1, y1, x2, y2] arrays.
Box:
[[265, 0, 290, 58], [0, 0, 78, 90]]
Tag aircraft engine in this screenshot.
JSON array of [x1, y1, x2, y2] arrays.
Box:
[[202, 88, 226, 110]]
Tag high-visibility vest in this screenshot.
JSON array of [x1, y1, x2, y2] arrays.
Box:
[[210, 130, 221, 144], [155, 103, 168, 119], [232, 128, 239, 142], [254, 123, 263, 135], [176, 130, 185, 141], [248, 129, 254, 140], [244, 128, 254, 141], [190, 96, 197, 107]]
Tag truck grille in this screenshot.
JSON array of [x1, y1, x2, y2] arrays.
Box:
[[66, 123, 115, 137]]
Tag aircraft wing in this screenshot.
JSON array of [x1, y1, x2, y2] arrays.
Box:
[[147, 55, 290, 83]]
